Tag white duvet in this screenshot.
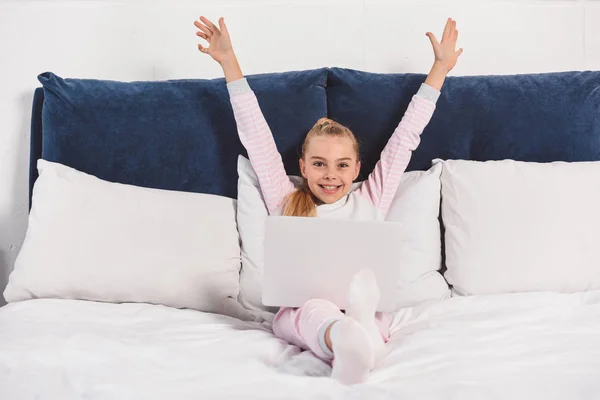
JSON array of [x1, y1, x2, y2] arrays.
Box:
[[1, 291, 600, 400]]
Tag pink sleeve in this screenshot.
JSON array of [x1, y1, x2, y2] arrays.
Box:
[[227, 78, 296, 215], [358, 83, 439, 215]]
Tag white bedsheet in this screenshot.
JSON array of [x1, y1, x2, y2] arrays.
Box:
[[1, 291, 600, 400]]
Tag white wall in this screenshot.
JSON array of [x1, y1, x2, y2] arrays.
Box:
[[1, 0, 598, 305]]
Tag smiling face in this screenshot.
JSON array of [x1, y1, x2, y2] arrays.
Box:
[[299, 133, 361, 204]]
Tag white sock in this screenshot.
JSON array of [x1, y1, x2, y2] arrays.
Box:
[[329, 317, 374, 385], [344, 269, 385, 358]]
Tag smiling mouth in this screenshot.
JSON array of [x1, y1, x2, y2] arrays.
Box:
[[318, 184, 343, 195]]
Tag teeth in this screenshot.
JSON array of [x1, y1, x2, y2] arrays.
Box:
[[323, 186, 338, 190]]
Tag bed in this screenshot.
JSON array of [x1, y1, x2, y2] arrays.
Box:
[[2, 293, 600, 399], [1, 67, 600, 399]]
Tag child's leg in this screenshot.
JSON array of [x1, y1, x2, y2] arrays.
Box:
[[325, 314, 391, 348], [273, 300, 376, 385], [327, 317, 376, 384], [272, 300, 344, 361], [271, 270, 389, 385], [272, 303, 391, 358], [345, 269, 389, 357]]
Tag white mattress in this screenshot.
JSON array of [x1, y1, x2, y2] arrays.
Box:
[[1, 290, 600, 400]]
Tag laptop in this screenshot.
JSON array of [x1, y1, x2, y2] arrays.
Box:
[[262, 216, 402, 312]]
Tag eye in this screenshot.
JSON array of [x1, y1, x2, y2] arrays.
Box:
[[313, 161, 324, 167], [339, 163, 349, 168]]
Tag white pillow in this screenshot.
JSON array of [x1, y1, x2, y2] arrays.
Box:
[[437, 158, 600, 296], [385, 162, 451, 306], [4, 160, 249, 319], [236, 155, 449, 315]]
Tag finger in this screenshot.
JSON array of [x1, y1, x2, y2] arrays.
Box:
[[456, 48, 464, 57], [452, 28, 459, 42], [194, 20, 213, 37], [442, 18, 452, 40], [200, 16, 220, 35], [198, 17, 215, 35], [426, 32, 440, 49], [196, 31, 210, 42], [197, 43, 209, 54], [218, 17, 229, 35], [193, 20, 209, 31]]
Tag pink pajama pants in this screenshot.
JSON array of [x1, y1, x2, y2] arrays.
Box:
[[272, 299, 391, 362]]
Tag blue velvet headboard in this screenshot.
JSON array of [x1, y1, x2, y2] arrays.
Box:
[[30, 68, 600, 205]]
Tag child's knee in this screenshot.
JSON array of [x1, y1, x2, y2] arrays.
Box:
[[301, 298, 340, 313]]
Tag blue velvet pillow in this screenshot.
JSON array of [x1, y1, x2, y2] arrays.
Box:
[[36, 69, 327, 198], [326, 67, 600, 174]]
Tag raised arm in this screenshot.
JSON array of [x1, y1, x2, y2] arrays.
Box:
[[194, 16, 294, 214], [358, 17, 463, 215], [357, 84, 439, 214]]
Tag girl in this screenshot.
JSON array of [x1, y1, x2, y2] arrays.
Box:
[[194, 15, 462, 385]]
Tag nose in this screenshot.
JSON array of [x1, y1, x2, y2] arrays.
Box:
[[324, 167, 337, 180]]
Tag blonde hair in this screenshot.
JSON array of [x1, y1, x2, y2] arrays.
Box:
[[281, 118, 359, 217]]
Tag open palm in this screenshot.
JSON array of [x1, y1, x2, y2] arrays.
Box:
[[194, 16, 234, 64], [426, 18, 463, 72]]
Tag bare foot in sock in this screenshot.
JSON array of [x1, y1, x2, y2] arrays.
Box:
[[345, 269, 385, 358], [330, 318, 374, 385]]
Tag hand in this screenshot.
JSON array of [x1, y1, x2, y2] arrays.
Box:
[[426, 18, 463, 73], [193, 16, 235, 65]]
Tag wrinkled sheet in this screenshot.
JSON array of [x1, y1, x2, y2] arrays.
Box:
[[2, 291, 600, 400]]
